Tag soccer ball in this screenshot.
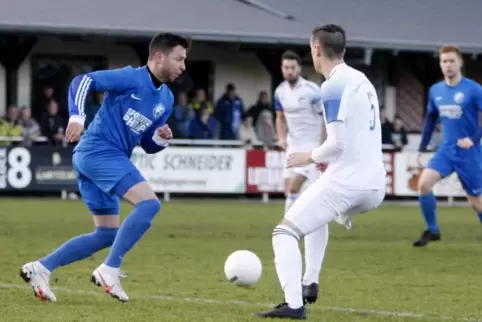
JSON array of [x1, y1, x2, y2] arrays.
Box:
[[224, 250, 262, 287]]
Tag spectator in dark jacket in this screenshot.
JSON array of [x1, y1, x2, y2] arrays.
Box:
[[380, 108, 394, 145], [214, 83, 243, 140], [391, 114, 408, 150], [189, 106, 217, 139], [40, 100, 65, 145], [246, 91, 273, 125]]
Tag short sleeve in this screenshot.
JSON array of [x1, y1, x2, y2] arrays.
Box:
[[321, 79, 345, 123]]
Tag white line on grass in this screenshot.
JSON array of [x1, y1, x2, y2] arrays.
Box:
[[0, 283, 480, 321]]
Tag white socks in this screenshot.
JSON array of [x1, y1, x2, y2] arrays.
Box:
[[272, 225, 304, 309], [303, 224, 329, 285]]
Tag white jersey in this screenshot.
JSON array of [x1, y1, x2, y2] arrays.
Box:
[[321, 63, 386, 190], [274, 77, 323, 151]]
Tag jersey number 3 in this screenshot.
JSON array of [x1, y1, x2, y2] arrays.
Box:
[[367, 92, 376, 131]]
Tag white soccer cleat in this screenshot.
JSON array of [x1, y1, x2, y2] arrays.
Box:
[[334, 213, 352, 230], [19, 261, 57, 302], [91, 264, 129, 302]]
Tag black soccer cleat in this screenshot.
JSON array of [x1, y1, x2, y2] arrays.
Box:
[[256, 302, 306, 319], [302, 283, 319, 304], [412, 230, 441, 247]]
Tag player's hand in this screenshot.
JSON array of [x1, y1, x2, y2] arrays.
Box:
[[65, 122, 84, 143], [156, 125, 173, 140], [457, 137, 474, 149], [277, 140, 287, 151], [316, 162, 328, 172], [287, 152, 313, 168]]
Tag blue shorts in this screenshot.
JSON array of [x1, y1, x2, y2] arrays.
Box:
[[427, 147, 482, 196], [73, 150, 146, 215]]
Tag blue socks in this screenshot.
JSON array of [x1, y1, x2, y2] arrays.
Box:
[[40, 227, 118, 272], [419, 192, 438, 232], [105, 199, 161, 268], [478, 212, 482, 223]]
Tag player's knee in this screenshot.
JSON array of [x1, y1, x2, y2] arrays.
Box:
[[417, 178, 434, 194], [135, 199, 162, 223], [272, 224, 301, 242], [94, 227, 118, 248]]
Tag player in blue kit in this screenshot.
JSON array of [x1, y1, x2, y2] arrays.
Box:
[[413, 45, 482, 247], [19, 33, 191, 302]]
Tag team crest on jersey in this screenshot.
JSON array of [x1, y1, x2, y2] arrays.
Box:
[[454, 92, 464, 104], [153, 104, 165, 119]]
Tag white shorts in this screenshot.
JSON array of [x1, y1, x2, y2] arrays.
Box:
[[283, 144, 320, 183], [285, 176, 385, 236]]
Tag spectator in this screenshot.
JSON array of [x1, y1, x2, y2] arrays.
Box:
[[430, 122, 443, 150], [256, 110, 277, 146], [173, 92, 195, 138], [215, 83, 243, 140], [246, 91, 273, 125], [190, 88, 214, 114], [19, 106, 41, 146], [238, 115, 261, 145], [391, 114, 408, 150], [0, 105, 22, 145], [34, 86, 56, 121], [189, 106, 217, 139], [380, 108, 394, 145], [40, 100, 65, 145]]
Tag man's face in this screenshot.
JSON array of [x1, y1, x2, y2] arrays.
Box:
[[7, 106, 18, 121], [281, 59, 300, 84], [440, 52, 462, 79], [310, 36, 323, 74], [178, 92, 187, 106], [259, 92, 268, 104], [196, 89, 206, 101], [158, 45, 187, 82], [48, 102, 58, 115]]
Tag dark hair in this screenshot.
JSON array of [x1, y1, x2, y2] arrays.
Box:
[[281, 50, 301, 64], [149, 33, 191, 57], [311, 24, 346, 59]]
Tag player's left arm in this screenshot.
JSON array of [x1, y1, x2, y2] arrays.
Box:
[[469, 83, 482, 143], [68, 66, 138, 125]]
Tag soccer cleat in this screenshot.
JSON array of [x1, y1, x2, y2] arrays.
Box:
[[19, 261, 57, 302], [412, 230, 441, 247], [256, 302, 306, 319], [91, 265, 129, 302], [334, 213, 352, 230], [302, 283, 319, 304]]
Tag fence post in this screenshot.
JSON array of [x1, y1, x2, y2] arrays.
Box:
[[262, 192, 269, 204]]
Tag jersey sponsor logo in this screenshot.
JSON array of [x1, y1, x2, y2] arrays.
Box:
[[123, 108, 153, 134], [454, 92, 464, 104], [439, 105, 463, 119], [153, 103, 165, 119]]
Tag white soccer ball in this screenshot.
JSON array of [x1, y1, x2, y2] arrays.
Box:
[[224, 250, 262, 286]]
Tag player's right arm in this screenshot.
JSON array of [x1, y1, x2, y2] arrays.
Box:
[[417, 88, 439, 164], [274, 90, 287, 150], [66, 66, 138, 142]]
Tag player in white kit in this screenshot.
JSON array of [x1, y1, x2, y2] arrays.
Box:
[[257, 24, 386, 320], [274, 50, 327, 304]]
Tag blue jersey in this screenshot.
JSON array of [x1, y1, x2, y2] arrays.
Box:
[[419, 77, 482, 153], [68, 66, 173, 157]]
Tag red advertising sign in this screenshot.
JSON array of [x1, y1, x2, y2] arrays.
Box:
[[246, 149, 394, 195], [246, 150, 285, 193]]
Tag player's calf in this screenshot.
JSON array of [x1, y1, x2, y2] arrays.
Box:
[[466, 196, 482, 223]]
